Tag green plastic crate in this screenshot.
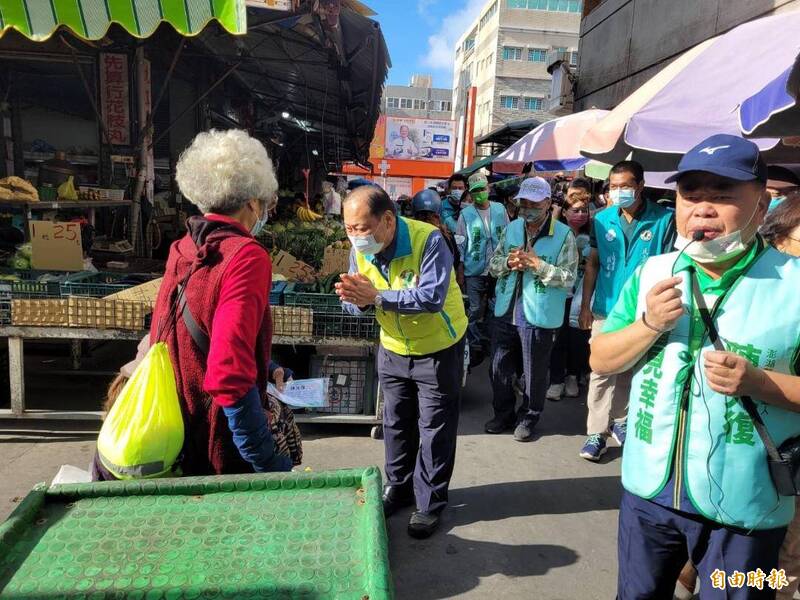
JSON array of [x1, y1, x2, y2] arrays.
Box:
[[0, 468, 393, 599], [284, 283, 379, 339]]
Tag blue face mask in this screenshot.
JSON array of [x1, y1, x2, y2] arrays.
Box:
[[450, 189, 464, 204], [250, 205, 269, 236], [519, 207, 546, 223], [769, 196, 786, 212], [348, 234, 384, 256], [610, 188, 637, 209]]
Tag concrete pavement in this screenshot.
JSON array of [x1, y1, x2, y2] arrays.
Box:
[[0, 366, 622, 599]]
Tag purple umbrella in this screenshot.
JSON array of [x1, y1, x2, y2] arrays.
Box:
[[581, 11, 800, 171]]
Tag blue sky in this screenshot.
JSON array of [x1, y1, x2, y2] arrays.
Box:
[[369, 0, 487, 89]]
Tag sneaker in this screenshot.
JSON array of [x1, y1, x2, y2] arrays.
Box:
[[612, 421, 627, 446], [513, 415, 539, 442], [546, 383, 564, 401], [484, 416, 516, 434], [579, 434, 607, 461], [564, 376, 579, 398]]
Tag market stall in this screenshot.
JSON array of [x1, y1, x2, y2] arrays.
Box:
[[0, 0, 390, 432]]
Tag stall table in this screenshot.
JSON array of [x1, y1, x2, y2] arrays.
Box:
[[0, 326, 383, 434], [0, 199, 132, 234]]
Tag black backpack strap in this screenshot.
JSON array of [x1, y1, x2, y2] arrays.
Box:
[[177, 283, 210, 356], [689, 268, 783, 463]]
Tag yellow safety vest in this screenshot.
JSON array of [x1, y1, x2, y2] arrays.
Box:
[[355, 217, 467, 356]]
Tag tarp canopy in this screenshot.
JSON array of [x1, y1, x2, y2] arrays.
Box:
[[456, 153, 498, 176], [0, 0, 246, 41]]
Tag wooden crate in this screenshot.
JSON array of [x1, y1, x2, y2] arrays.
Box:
[[272, 306, 313, 337], [11, 299, 69, 326], [67, 298, 147, 331]]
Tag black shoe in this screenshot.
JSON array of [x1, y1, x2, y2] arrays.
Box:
[[382, 485, 414, 517], [407, 511, 440, 539], [484, 416, 516, 434], [513, 415, 540, 442]]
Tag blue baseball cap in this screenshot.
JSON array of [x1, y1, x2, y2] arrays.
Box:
[[665, 134, 768, 184]]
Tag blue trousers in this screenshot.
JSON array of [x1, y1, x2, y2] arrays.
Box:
[[490, 318, 556, 423], [618, 490, 787, 600], [464, 275, 493, 353], [379, 337, 465, 515]]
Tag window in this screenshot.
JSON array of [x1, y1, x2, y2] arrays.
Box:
[[386, 97, 400, 109], [480, 2, 498, 28], [400, 98, 413, 109], [570, 51, 579, 66], [463, 37, 475, 52], [508, 0, 582, 12], [528, 48, 547, 62], [500, 96, 519, 109], [524, 97, 543, 111], [413, 99, 426, 110], [441, 101, 452, 112], [502, 46, 523, 61]]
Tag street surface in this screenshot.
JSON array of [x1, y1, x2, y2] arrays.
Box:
[[0, 365, 621, 599]]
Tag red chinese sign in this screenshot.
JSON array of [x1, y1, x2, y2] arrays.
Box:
[[99, 53, 130, 146]]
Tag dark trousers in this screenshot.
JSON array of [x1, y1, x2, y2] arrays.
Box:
[[379, 336, 465, 515], [491, 318, 557, 423], [618, 491, 787, 600], [549, 297, 591, 385], [465, 275, 494, 353]]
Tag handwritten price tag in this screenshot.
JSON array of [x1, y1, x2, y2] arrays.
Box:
[[29, 221, 83, 271]]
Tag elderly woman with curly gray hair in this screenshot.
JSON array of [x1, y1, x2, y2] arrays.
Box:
[[147, 128, 291, 476]]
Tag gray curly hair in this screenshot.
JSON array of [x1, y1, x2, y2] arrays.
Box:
[[175, 129, 278, 215]]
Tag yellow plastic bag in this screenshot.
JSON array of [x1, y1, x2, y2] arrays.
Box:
[[97, 342, 184, 479], [57, 176, 78, 201]]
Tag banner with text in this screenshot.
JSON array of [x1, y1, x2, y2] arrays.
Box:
[[385, 117, 455, 162]]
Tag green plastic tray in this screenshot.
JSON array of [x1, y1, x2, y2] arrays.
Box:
[[0, 468, 393, 599]]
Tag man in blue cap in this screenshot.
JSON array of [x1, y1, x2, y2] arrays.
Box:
[[591, 134, 800, 599]]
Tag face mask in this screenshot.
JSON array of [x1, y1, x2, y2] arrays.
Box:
[[250, 205, 269, 236], [567, 212, 589, 228], [674, 230, 750, 264], [473, 191, 489, 206], [520, 207, 546, 223], [349, 220, 386, 255], [450, 189, 464, 203], [610, 188, 637, 209], [769, 196, 786, 212]]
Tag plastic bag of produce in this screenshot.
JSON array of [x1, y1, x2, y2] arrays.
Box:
[[57, 176, 78, 201], [97, 342, 184, 479]]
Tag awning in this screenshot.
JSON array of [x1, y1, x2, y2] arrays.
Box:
[[456, 153, 498, 176], [0, 0, 246, 42]]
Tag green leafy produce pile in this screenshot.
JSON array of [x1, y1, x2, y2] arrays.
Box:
[[258, 219, 347, 269]]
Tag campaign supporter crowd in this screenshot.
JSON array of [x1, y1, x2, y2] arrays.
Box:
[[95, 128, 800, 599]]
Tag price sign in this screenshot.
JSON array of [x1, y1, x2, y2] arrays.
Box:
[[29, 221, 83, 271]]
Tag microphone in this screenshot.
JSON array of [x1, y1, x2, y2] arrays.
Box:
[[671, 230, 706, 274]]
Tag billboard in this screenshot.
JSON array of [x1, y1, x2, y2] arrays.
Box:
[[385, 117, 455, 162]]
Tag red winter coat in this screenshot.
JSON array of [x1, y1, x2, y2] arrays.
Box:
[[150, 215, 272, 475]]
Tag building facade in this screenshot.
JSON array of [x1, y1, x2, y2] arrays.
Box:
[[384, 75, 454, 120], [575, 0, 800, 110], [342, 75, 457, 198], [453, 0, 582, 165]]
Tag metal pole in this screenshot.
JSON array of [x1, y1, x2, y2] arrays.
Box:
[[129, 46, 152, 253]]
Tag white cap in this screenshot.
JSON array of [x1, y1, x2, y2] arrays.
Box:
[[514, 176, 551, 203]]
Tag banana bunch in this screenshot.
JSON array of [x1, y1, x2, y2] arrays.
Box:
[[297, 205, 323, 222]]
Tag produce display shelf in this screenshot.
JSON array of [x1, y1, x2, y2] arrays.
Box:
[[0, 199, 131, 210], [0, 468, 393, 600]]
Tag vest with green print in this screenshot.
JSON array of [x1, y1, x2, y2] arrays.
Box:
[[355, 217, 467, 357], [623, 246, 800, 530], [494, 217, 573, 329], [461, 201, 507, 277]]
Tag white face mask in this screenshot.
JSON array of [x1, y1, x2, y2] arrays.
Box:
[[674, 230, 749, 264], [675, 201, 761, 264], [349, 233, 384, 255]]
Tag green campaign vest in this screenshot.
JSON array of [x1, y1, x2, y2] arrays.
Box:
[[623, 247, 800, 529], [592, 202, 674, 318], [461, 201, 506, 277], [355, 217, 467, 357], [493, 217, 573, 329]]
